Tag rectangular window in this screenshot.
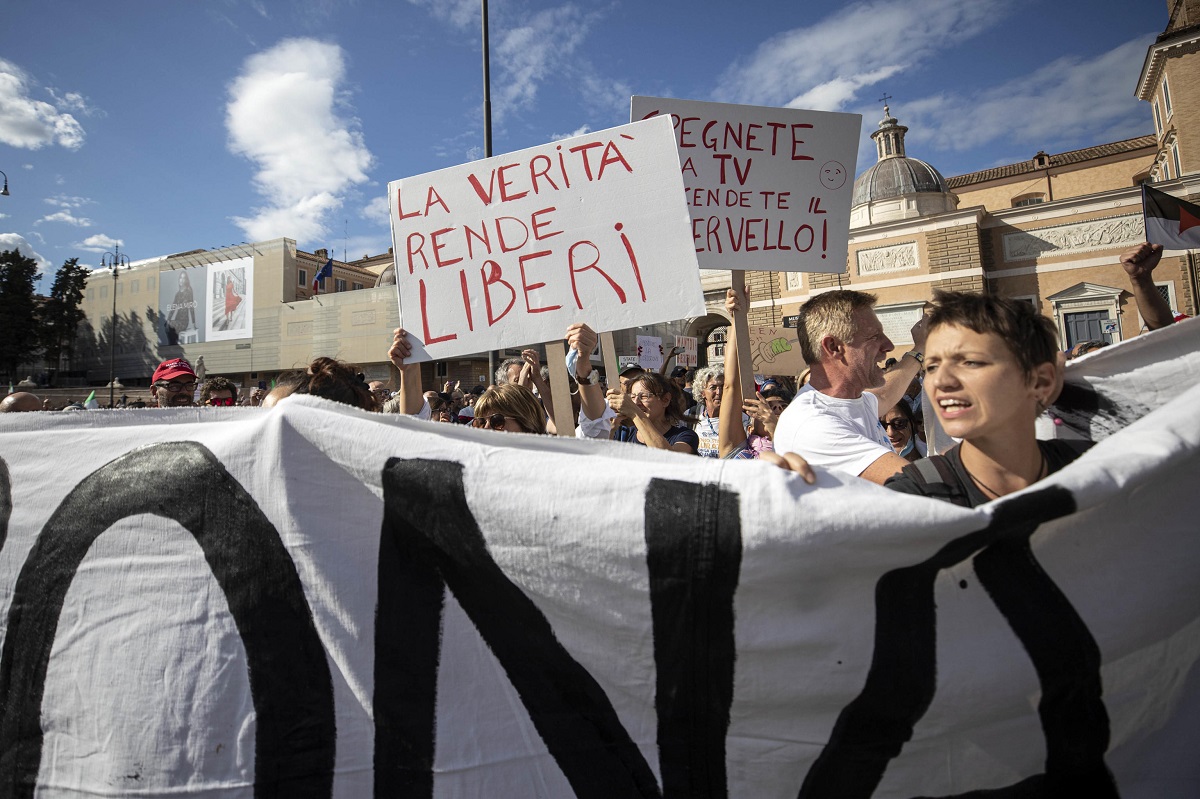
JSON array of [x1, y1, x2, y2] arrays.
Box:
[[1013, 196, 1045, 208], [335, 279, 347, 292], [352, 282, 364, 291], [1153, 100, 1162, 134], [99, 285, 108, 299], [115, 282, 123, 296], [1163, 77, 1173, 116], [130, 279, 139, 294], [1163, 158, 1171, 181], [1172, 143, 1182, 178], [148, 276, 155, 290], [298, 268, 307, 286], [87, 288, 95, 300]]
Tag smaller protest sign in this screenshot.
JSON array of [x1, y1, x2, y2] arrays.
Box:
[[388, 116, 704, 362], [637, 335, 663, 370], [674, 335, 698, 367], [631, 96, 860, 274], [748, 325, 805, 375]]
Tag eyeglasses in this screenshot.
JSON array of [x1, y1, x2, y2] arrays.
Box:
[[207, 396, 235, 406], [473, 413, 506, 430], [156, 381, 196, 394], [630, 392, 660, 403], [881, 418, 909, 431]]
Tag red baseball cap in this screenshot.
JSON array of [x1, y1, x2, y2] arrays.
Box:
[[153, 358, 197, 383]]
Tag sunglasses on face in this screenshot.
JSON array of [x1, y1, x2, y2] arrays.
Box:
[[472, 413, 520, 431], [156, 381, 196, 394], [881, 418, 909, 431], [208, 397, 235, 406]]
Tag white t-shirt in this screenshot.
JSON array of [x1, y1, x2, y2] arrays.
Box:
[[773, 385, 893, 476]]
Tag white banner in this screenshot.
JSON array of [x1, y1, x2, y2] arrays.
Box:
[[631, 96, 861, 274], [0, 320, 1197, 797], [388, 116, 704, 362]]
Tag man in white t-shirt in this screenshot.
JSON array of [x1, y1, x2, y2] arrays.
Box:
[[773, 290, 928, 485]]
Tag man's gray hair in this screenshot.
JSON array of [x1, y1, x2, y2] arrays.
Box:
[[495, 357, 523, 386]]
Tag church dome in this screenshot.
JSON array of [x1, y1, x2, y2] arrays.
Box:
[[851, 156, 950, 206], [849, 104, 957, 228]]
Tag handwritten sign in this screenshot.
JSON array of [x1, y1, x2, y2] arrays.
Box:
[[748, 325, 805, 375], [388, 116, 705, 362], [675, 335, 698, 368], [631, 96, 860, 274], [636, 335, 663, 370]]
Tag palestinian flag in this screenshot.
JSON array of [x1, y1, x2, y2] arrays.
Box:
[[1142, 184, 1200, 250]]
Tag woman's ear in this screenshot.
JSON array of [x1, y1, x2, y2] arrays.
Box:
[[1029, 361, 1057, 405]]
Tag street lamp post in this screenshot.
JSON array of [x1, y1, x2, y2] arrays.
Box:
[[0, 169, 10, 196], [99, 246, 129, 408]]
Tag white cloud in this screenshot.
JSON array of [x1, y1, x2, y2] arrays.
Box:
[[405, 0, 478, 28], [46, 87, 102, 117], [0, 233, 53, 273], [903, 36, 1155, 154], [551, 125, 592, 141], [37, 211, 93, 227], [715, 0, 1007, 111], [75, 233, 123, 253], [361, 195, 390, 226], [494, 5, 597, 119], [226, 38, 374, 243], [44, 194, 94, 209], [0, 58, 86, 150]]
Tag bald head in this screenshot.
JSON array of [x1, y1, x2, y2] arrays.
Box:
[[0, 392, 41, 413]]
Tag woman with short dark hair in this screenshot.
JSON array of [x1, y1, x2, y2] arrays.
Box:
[[885, 291, 1085, 507]]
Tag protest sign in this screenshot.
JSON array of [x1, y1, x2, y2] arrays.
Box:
[[631, 96, 860, 274], [636, 335, 663, 370], [674, 335, 698, 368], [748, 324, 805, 375], [388, 116, 704, 362], [1, 321, 1197, 797]]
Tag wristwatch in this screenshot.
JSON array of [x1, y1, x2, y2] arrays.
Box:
[[575, 371, 595, 386], [904, 350, 924, 365]]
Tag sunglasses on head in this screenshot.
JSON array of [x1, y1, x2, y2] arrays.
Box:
[[208, 396, 235, 406]]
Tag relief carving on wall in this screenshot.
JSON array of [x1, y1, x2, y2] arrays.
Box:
[[1003, 215, 1142, 262], [856, 242, 919, 275]]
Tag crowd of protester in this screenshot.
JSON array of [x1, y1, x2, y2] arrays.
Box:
[[1, 243, 1182, 507]]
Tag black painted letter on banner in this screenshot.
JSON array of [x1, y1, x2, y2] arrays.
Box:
[[644, 478, 741, 798], [0, 443, 336, 799], [377, 458, 663, 799], [799, 486, 1116, 798]]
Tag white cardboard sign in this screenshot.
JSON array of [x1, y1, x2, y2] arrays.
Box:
[[631, 96, 861, 273], [636, 335, 663, 370], [675, 335, 698, 368], [388, 116, 705, 362]]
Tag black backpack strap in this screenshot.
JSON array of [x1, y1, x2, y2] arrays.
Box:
[[902, 455, 973, 507]]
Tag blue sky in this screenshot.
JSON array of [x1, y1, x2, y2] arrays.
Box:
[[0, 0, 1164, 289]]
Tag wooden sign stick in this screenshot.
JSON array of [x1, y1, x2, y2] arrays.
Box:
[[731, 272, 756, 400], [599, 331, 620, 391], [544, 339, 576, 437]]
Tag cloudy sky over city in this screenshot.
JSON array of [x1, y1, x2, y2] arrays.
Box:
[[0, 0, 1162, 286]]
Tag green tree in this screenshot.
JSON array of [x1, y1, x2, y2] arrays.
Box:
[[39, 257, 90, 383], [0, 249, 41, 382]]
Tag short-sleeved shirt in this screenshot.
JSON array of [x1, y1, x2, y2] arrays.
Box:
[[772, 385, 893, 476], [622, 421, 699, 453]]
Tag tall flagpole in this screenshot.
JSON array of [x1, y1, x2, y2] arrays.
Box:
[[483, 0, 497, 386]]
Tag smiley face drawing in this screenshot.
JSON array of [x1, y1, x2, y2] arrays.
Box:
[[819, 160, 847, 190]]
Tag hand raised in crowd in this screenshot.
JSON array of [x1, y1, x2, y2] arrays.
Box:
[[605, 386, 638, 418], [388, 327, 414, 367], [1120, 242, 1164, 281], [743, 391, 782, 437], [565, 322, 598, 359], [909, 312, 930, 352]]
